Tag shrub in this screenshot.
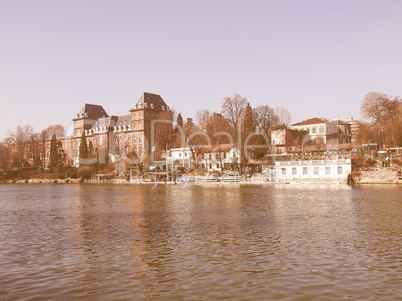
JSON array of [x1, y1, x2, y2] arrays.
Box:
[[35, 172, 65, 179], [77, 166, 92, 179], [65, 166, 78, 178], [392, 158, 401, 166], [365, 158, 376, 167]]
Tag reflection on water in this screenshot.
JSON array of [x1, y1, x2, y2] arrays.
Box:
[[0, 184, 401, 300]]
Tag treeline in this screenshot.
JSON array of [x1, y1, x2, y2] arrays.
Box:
[[359, 92, 402, 148], [159, 91, 402, 153], [155, 93, 291, 159], [1, 91, 401, 180], [0, 124, 65, 171]]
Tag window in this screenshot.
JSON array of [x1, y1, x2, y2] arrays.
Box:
[[314, 166, 319, 174], [311, 127, 316, 134], [319, 126, 324, 133], [281, 168, 286, 175], [303, 167, 307, 174], [292, 167, 297, 175], [338, 166, 343, 174], [326, 167, 331, 175]]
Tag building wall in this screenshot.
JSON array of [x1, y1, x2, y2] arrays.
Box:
[[267, 159, 352, 183]]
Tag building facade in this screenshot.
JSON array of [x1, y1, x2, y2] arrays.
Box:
[[41, 92, 170, 168]]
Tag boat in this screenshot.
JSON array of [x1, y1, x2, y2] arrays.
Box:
[[176, 176, 196, 184], [196, 172, 220, 183], [220, 171, 242, 182]]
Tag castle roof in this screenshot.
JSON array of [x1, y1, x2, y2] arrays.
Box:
[[73, 104, 108, 120], [129, 92, 168, 112], [90, 116, 113, 130], [115, 114, 132, 126]]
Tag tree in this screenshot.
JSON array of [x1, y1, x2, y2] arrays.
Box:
[[88, 140, 94, 158], [222, 94, 248, 129], [8, 124, 34, 169], [39, 130, 49, 169], [195, 109, 212, 130], [242, 102, 255, 135], [155, 109, 178, 157], [274, 106, 292, 127], [253, 105, 279, 133], [0, 143, 7, 172], [1, 137, 13, 171], [29, 132, 41, 169], [361, 92, 402, 147], [44, 124, 65, 139], [176, 113, 183, 129], [361, 92, 387, 125], [79, 131, 88, 160], [49, 134, 63, 171]]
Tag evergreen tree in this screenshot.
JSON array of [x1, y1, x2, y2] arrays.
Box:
[[88, 140, 94, 158], [176, 113, 183, 128], [243, 102, 255, 134], [49, 134, 66, 171], [56, 141, 66, 168], [49, 134, 58, 170], [79, 132, 88, 160]]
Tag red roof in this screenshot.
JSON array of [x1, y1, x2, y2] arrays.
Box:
[[291, 118, 328, 126]]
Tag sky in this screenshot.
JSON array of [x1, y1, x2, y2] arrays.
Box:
[[1, 0, 402, 139]]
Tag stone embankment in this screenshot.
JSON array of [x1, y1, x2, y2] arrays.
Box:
[[355, 168, 399, 184], [8, 178, 81, 184]]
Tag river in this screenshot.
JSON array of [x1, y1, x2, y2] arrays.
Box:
[[0, 184, 401, 300]]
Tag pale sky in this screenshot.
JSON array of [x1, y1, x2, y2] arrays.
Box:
[[1, 0, 402, 139]]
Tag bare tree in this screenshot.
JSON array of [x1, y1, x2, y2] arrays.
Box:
[[154, 109, 178, 157], [274, 106, 292, 127], [361, 92, 402, 147], [361, 92, 388, 124], [44, 124, 65, 139], [1, 137, 13, 171], [39, 130, 49, 169], [253, 105, 279, 133], [222, 94, 248, 129], [195, 109, 212, 130], [8, 124, 35, 169], [28, 132, 41, 169]]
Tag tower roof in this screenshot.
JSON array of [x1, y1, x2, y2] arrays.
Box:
[[129, 92, 168, 112], [73, 104, 108, 120]]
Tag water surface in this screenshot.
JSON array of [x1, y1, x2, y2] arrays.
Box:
[[0, 184, 401, 300]]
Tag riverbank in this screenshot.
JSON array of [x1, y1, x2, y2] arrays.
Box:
[[355, 168, 400, 184], [2, 178, 81, 184], [1, 168, 400, 185]]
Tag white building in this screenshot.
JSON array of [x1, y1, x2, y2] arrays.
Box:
[[263, 159, 352, 183], [165, 144, 244, 172], [201, 145, 241, 171], [165, 148, 194, 170], [291, 118, 339, 145]]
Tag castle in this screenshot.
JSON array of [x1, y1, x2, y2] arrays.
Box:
[[47, 92, 170, 167]]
